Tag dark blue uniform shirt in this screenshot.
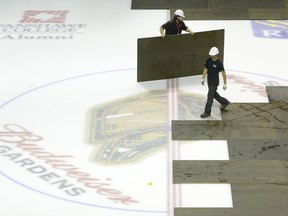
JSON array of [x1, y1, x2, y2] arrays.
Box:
[[204, 57, 224, 86], [161, 20, 188, 35]]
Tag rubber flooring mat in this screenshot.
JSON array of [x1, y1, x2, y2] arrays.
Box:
[[173, 160, 288, 183], [131, 0, 288, 19], [228, 139, 288, 160], [172, 87, 288, 158], [266, 86, 288, 103], [172, 102, 288, 140], [172, 87, 288, 143]]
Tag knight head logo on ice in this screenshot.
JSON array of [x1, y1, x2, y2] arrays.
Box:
[[19, 10, 69, 23], [252, 20, 288, 39]]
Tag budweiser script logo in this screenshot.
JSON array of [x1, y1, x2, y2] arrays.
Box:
[[0, 124, 138, 205]]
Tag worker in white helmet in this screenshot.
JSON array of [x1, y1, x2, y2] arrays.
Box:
[[160, 9, 194, 37], [200, 47, 230, 118]]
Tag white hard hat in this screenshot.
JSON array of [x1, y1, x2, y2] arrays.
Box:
[[209, 47, 219, 55], [174, 9, 185, 18]]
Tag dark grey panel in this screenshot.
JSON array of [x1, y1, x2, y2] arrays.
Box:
[[208, 0, 247, 9], [132, 0, 208, 9], [175, 184, 288, 216], [173, 160, 288, 183], [131, 0, 288, 19], [169, 0, 208, 8], [137, 30, 224, 82], [172, 119, 285, 140], [247, 0, 285, 8], [179, 8, 288, 20], [221, 103, 288, 122], [266, 86, 288, 103], [228, 139, 288, 160], [131, 0, 169, 9], [171, 8, 249, 20], [132, 0, 285, 9], [207, 0, 285, 9], [248, 9, 288, 19]]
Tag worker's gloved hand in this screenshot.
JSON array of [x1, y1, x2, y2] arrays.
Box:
[[223, 84, 227, 90], [201, 79, 205, 86]]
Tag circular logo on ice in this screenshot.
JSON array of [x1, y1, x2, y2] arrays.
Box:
[[0, 69, 168, 214], [0, 68, 287, 214], [0, 10, 87, 40]]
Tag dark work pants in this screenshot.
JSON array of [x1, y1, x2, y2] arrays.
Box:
[[205, 85, 229, 114]]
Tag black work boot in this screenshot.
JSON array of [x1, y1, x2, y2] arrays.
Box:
[[200, 112, 211, 118], [220, 102, 230, 111]]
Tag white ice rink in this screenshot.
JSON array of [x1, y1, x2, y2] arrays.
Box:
[[1, 0, 288, 216]]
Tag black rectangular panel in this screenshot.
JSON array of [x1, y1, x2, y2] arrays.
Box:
[[180, 8, 249, 20], [131, 0, 288, 19], [169, 0, 208, 8], [247, 0, 285, 8], [132, 0, 285, 9], [131, 0, 169, 9], [208, 0, 247, 8], [137, 29, 224, 82]]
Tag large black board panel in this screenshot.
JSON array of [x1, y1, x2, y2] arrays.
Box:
[[132, 0, 288, 19], [137, 29, 224, 82]]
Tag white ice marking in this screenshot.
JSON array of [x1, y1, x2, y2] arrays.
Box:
[[105, 113, 134, 119]]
